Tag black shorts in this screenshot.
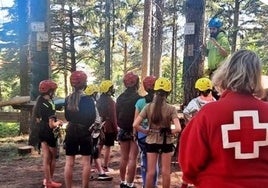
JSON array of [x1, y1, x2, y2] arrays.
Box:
[[117, 129, 134, 142], [65, 123, 92, 156], [104, 133, 117, 147], [65, 139, 91, 156], [146, 143, 174, 153], [39, 122, 57, 148]]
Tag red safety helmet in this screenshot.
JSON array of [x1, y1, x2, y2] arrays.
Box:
[[39, 80, 57, 94], [70, 71, 87, 88], [123, 72, 139, 88], [143, 76, 157, 92]]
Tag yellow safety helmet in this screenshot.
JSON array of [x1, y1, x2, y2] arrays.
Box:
[[154, 77, 171, 92], [195, 77, 212, 91], [99, 80, 113, 93], [85, 84, 99, 96]]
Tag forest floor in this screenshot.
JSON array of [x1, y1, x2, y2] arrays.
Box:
[[0, 135, 183, 188]]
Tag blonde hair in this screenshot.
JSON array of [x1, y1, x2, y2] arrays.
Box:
[[212, 49, 264, 98], [66, 90, 83, 112]]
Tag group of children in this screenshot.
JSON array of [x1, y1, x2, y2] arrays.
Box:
[[34, 49, 268, 188], [34, 71, 182, 188]]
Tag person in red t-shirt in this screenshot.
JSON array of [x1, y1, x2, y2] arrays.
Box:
[[179, 49, 268, 188]]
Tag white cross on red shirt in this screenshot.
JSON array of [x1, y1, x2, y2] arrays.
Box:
[[221, 111, 268, 159]]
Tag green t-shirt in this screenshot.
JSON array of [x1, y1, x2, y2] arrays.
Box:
[[207, 31, 230, 70]]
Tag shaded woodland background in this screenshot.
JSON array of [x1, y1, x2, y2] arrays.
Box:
[[0, 0, 268, 135]]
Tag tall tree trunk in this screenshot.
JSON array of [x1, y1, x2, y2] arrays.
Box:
[[61, 1, 68, 96], [18, 0, 30, 135], [29, 0, 50, 100], [124, 26, 128, 73], [105, 0, 111, 79], [28, 0, 50, 146], [150, 8, 154, 76], [171, 0, 178, 103], [183, 0, 205, 106], [232, 0, 240, 53], [153, 0, 164, 77], [69, 6, 76, 72], [141, 0, 152, 83]]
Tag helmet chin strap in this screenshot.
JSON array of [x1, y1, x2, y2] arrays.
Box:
[[210, 30, 220, 38], [107, 88, 115, 96], [49, 91, 55, 99]]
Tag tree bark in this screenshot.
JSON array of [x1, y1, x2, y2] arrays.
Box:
[[104, 0, 111, 79], [183, 0, 205, 106], [18, 0, 30, 135], [153, 0, 164, 77], [29, 0, 50, 100], [69, 6, 76, 72], [141, 0, 152, 84], [231, 0, 240, 53], [171, 0, 178, 103]]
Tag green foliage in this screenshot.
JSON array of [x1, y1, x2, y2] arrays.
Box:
[[1, 0, 268, 104], [205, 0, 268, 74], [0, 122, 19, 138]]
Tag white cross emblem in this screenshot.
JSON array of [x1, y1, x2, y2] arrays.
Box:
[[221, 110, 268, 159]]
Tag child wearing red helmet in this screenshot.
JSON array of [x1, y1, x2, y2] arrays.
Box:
[[64, 71, 96, 188], [33, 79, 63, 187], [134, 76, 159, 188], [116, 72, 141, 188]]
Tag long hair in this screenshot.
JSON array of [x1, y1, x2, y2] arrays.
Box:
[[144, 89, 154, 103], [32, 95, 41, 118], [66, 90, 83, 112], [151, 90, 168, 124], [212, 49, 264, 98]]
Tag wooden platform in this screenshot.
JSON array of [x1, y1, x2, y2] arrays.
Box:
[[0, 112, 66, 122]]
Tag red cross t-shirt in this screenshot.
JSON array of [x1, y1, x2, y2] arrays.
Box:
[[179, 90, 268, 188]]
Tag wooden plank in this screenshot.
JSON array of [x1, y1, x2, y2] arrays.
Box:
[[0, 96, 30, 107], [0, 112, 20, 122], [0, 112, 66, 122]]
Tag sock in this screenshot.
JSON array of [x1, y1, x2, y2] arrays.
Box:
[[121, 180, 126, 184], [127, 182, 134, 187]]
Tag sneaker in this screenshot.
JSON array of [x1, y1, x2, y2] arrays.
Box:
[[126, 185, 136, 188], [102, 166, 114, 173], [43, 179, 46, 186], [91, 167, 97, 172], [97, 174, 113, 181], [45, 181, 62, 188]]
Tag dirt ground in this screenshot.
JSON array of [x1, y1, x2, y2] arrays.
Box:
[[0, 137, 183, 188]]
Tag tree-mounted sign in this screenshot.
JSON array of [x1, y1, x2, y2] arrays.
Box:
[[31, 22, 45, 32], [184, 22, 195, 35], [36, 32, 48, 42]]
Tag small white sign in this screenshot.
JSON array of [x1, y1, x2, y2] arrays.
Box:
[[36, 32, 48, 42], [184, 22, 195, 35], [31, 22, 45, 32]]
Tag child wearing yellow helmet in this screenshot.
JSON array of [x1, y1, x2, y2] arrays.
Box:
[[183, 77, 216, 122], [96, 80, 117, 174], [84, 84, 112, 181], [133, 77, 181, 188]]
